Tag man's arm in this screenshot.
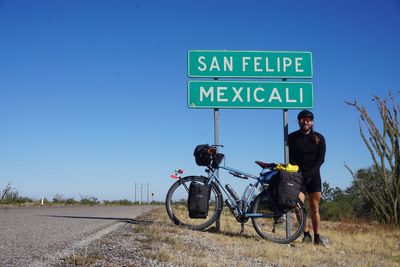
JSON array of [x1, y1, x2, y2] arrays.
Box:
[[303, 134, 326, 177]]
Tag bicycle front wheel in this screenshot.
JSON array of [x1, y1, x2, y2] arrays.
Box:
[[251, 191, 306, 244], [165, 176, 223, 230]]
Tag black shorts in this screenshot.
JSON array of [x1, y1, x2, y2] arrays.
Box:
[[300, 176, 321, 194]]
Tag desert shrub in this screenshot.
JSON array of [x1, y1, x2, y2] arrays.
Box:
[[65, 198, 77, 205], [347, 92, 400, 225], [80, 195, 99, 205]]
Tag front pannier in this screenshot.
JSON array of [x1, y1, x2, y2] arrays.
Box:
[[188, 182, 211, 219], [193, 144, 212, 166]]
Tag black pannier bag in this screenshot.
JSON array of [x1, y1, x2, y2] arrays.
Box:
[[193, 144, 212, 166], [271, 171, 303, 212], [188, 182, 211, 219]]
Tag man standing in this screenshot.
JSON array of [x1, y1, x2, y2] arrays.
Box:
[[289, 110, 327, 245]]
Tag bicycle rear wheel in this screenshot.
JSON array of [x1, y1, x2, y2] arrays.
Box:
[[251, 191, 306, 244], [165, 176, 223, 230]]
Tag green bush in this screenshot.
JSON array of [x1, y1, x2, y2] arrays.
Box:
[[52, 194, 65, 204], [103, 199, 133, 205], [80, 195, 99, 206], [320, 197, 356, 221], [0, 189, 33, 205], [319, 181, 358, 221], [65, 198, 77, 205]]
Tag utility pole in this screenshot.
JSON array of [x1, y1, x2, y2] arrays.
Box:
[[147, 183, 149, 205], [134, 182, 151, 205], [140, 183, 143, 205]]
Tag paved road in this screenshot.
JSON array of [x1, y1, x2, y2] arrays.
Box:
[[0, 205, 156, 266]]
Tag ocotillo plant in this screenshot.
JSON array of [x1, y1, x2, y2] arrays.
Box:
[[0, 182, 12, 204], [347, 92, 399, 225]]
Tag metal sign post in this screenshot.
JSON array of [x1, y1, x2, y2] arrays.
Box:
[[283, 109, 289, 164], [214, 107, 221, 231], [284, 108, 292, 237], [213, 78, 221, 231], [283, 77, 290, 164], [213, 78, 220, 153], [282, 77, 292, 237], [214, 108, 219, 154]]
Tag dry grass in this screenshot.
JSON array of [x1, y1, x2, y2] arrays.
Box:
[[63, 248, 106, 266], [58, 206, 400, 266], [135, 207, 400, 267]]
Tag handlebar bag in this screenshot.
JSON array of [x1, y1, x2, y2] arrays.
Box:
[[211, 153, 224, 169], [193, 144, 212, 166], [188, 182, 211, 219]]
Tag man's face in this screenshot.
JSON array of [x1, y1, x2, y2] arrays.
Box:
[[299, 117, 313, 133]]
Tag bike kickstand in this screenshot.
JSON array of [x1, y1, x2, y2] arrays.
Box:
[[240, 223, 244, 235]]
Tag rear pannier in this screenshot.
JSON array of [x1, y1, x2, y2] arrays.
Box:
[[271, 170, 303, 213]]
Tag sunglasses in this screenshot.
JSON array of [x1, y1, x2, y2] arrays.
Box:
[[299, 117, 313, 123]]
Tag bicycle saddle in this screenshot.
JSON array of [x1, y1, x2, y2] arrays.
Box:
[[255, 161, 277, 169]]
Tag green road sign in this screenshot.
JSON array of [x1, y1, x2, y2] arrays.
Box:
[[188, 81, 314, 109], [188, 50, 313, 78]]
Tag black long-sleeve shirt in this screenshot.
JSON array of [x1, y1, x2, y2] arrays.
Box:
[[288, 130, 326, 180]]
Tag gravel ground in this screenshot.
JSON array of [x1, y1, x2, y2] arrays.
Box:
[[37, 207, 398, 267], [3, 207, 398, 266], [46, 207, 276, 267], [52, 220, 174, 267], [0, 205, 156, 267]]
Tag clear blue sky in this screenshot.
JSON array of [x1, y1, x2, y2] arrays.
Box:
[[1, 0, 399, 201]]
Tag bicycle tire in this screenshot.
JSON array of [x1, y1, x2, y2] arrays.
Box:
[[251, 191, 306, 244], [165, 175, 223, 230]]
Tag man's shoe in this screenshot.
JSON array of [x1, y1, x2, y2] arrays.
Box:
[[314, 235, 330, 246], [302, 235, 312, 243]]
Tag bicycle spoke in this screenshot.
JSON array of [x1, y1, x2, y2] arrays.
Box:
[[251, 191, 305, 244], [165, 176, 222, 230]]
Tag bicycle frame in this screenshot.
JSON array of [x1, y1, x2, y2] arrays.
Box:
[[205, 165, 281, 219]]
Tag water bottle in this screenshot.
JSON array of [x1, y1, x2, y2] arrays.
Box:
[[225, 199, 239, 217], [242, 184, 255, 206], [225, 184, 240, 202]]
